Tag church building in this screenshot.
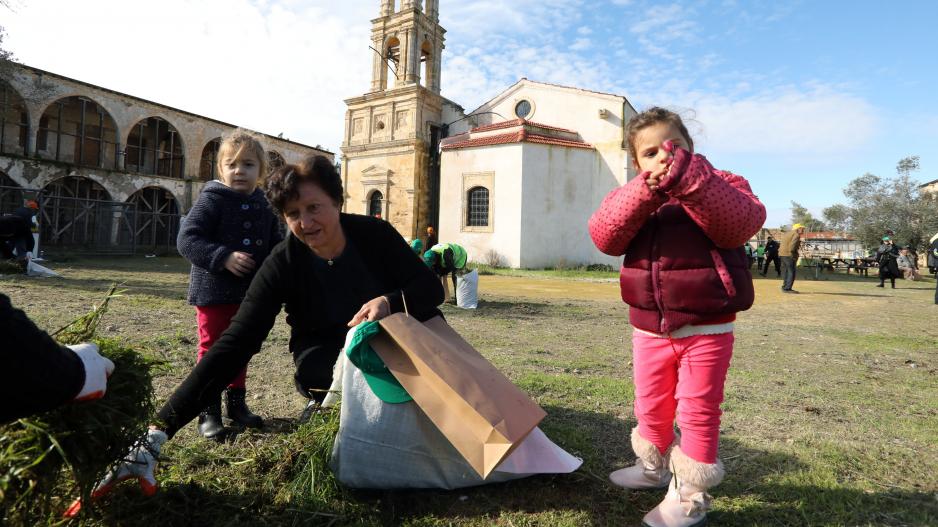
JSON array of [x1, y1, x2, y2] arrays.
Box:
[[342, 1, 638, 268]]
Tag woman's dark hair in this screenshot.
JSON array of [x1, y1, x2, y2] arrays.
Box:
[[265, 155, 343, 216]]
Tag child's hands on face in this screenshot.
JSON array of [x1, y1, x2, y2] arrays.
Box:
[[225, 251, 256, 277], [643, 140, 675, 192]]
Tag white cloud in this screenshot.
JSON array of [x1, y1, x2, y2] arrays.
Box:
[[4, 0, 375, 153], [686, 86, 878, 155], [569, 38, 592, 51]]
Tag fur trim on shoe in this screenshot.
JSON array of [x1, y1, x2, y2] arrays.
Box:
[[631, 427, 669, 465], [670, 445, 724, 489]]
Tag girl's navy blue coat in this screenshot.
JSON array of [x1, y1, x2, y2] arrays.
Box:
[[178, 181, 284, 306]]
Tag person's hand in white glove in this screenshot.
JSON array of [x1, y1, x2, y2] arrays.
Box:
[[63, 428, 168, 518], [67, 343, 115, 402]]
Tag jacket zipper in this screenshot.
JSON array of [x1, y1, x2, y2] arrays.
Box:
[[649, 213, 667, 333]]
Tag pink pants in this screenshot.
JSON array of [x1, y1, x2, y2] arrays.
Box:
[[632, 331, 733, 464], [195, 304, 246, 389]]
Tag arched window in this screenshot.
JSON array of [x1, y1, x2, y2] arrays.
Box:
[[420, 40, 433, 89], [126, 117, 184, 178], [368, 190, 383, 218], [1, 81, 29, 156], [38, 96, 119, 168], [385, 37, 401, 89], [466, 186, 489, 227], [199, 138, 221, 181]]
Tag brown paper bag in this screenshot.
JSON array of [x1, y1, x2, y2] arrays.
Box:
[[370, 314, 546, 478]]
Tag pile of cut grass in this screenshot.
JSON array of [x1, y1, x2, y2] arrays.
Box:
[[0, 286, 159, 525]]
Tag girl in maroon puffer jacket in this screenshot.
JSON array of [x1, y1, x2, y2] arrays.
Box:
[[589, 107, 765, 527]]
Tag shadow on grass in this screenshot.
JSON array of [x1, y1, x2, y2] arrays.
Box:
[[86, 482, 356, 527], [75, 411, 938, 527], [808, 291, 890, 298]]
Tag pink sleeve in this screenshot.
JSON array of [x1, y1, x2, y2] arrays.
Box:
[[589, 175, 668, 256], [658, 149, 766, 248]]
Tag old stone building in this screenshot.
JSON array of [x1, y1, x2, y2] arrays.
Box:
[[0, 64, 332, 254], [340, 0, 465, 240]]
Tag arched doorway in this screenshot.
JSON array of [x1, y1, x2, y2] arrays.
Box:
[[37, 96, 119, 169], [39, 176, 118, 250], [199, 137, 221, 181], [126, 117, 185, 178], [367, 190, 383, 218], [124, 186, 181, 250], [1, 81, 29, 156]]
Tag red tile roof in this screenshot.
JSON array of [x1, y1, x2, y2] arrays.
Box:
[[470, 118, 577, 134], [441, 129, 593, 150]]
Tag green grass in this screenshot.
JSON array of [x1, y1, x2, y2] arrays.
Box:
[[472, 263, 619, 280], [3, 256, 937, 526]]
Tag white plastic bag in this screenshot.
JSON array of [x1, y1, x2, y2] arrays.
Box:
[[27, 260, 59, 277], [455, 269, 479, 309], [329, 354, 580, 489]]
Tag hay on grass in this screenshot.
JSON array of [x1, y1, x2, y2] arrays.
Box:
[[0, 286, 159, 524], [0, 259, 25, 275]]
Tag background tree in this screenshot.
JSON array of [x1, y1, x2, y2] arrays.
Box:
[[822, 204, 851, 233], [790, 201, 826, 232], [840, 157, 936, 253]]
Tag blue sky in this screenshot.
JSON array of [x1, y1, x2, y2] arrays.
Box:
[[4, 0, 937, 227]]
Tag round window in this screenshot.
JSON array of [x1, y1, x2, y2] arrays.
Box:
[[514, 100, 532, 119]]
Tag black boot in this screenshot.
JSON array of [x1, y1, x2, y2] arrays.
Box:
[[226, 388, 263, 428], [198, 401, 225, 439]]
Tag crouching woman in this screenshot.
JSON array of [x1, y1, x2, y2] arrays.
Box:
[[69, 155, 443, 512]]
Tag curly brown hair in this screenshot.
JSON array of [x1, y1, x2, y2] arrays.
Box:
[[626, 107, 693, 168], [264, 155, 343, 216]]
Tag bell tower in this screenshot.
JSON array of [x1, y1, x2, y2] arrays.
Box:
[[341, 0, 461, 240]]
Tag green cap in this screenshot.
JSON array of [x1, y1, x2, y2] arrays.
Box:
[[345, 321, 412, 403], [410, 238, 424, 254]]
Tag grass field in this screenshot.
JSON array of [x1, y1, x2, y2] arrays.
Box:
[[3, 257, 937, 526]]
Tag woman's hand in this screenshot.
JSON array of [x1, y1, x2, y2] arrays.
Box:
[[224, 251, 256, 277], [347, 296, 391, 327]]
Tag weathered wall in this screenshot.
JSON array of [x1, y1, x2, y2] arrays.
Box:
[[439, 144, 522, 267], [519, 143, 620, 268]]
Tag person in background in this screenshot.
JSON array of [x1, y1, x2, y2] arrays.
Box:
[[743, 243, 753, 269], [423, 242, 467, 301], [876, 236, 900, 288], [896, 246, 921, 281], [779, 224, 804, 293], [176, 129, 283, 440], [1, 293, 114, 423], [929, 233, 938, 304], [589, 107, 765, 527], [409, 238, 423, 255], [0, 205, 35, 267], [760, 235, 780, 277], [755, 241, 765, 271], [424, 225, 438, 250]]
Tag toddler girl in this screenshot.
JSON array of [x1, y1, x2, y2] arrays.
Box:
[[177, 129, 283, 439], [589, 107, 765, 527]]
